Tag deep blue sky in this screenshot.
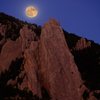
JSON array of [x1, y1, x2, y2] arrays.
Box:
[[0, 0, 100, 44]]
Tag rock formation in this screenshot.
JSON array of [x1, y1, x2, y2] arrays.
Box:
[[39, 19, 82, 100], [74, 38, 91, 50], [0, 13, 100, 100]]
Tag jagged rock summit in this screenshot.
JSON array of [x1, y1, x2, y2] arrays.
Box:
[[0, 13, 100, 100]]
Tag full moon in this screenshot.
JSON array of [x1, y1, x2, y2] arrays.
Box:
[[25, 6, 38, 18]]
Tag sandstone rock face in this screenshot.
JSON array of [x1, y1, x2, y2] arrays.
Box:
[[0, 19, 82, 100], [39, 19, 82, 100], [0, 13, 100, 100], [0, 38, 22, 73], [19, 19, 82, 100], [20, 25, 36, 51], [23, 41, 42, 97]]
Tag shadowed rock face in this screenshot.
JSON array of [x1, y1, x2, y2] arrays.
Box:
[[0, 13, 100, 100]]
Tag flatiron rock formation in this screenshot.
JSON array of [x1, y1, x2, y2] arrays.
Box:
[[39, 20, 82, 100], [0, 13, 100, 100]]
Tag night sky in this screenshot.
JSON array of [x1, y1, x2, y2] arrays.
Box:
[[0, 0, 100, 44]]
